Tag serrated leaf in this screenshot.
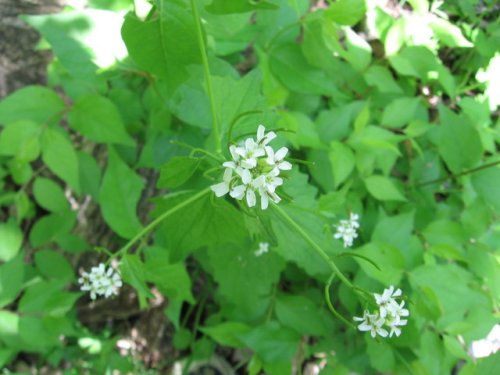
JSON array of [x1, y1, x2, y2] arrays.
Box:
[[153, 192, 246, 261], [120, 254, 154, 306], [207, 242, 284, 315], [121, 1, 199, 90], [0, 86, 65, 126], [144, 260, 194, 304], [100, 148, 144, 239], [68, 95, 134, 146]]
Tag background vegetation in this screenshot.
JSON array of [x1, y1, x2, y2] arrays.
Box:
[[0, 0, 499, 374]]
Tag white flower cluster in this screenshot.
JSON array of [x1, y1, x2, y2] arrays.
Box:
[[354, 286, 409, 338], [334, 212, 360, 248], [211, 125, 291, 210], [255, 242, 269, 256], [78, 263, 122, 300]]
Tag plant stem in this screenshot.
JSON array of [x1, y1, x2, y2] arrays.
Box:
[[271, 203, 353, 289], [325, 275, 356, 329], [116, 188, 211, 257], [415, 159, 500, 188], [190, 0, 221, 154]]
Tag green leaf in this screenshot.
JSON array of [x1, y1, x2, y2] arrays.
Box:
[[0, 252, 25, 308], [355, 243, 404, 285], [364, 66, 402, 93], [237, 321, 299, 367], [201, 322, 251, 348], [41, 127, 80, 192], [206, 0, 278, 14], [471, 163, 500, 212], [158, 156, 201, 189], [33, 177, 69, 212], [270, 205, 332, 278], [366, 338, 395, 372], [0, 310, 19, 345], [381, 97, 421, 128], [0, 120, 41, 161], [18, 316, 60, 352], [121, 1, 200, 90], [154, 192, 246, 261], [34, 250, 73, 281], [100, 148, 144, 239], [29, 212, 76, 247], [68, 95, 134, 146], [144, 259, 194, 304], [207, 242, 284, 315], [0, 220, 23, 262], [364, 175, 406, 201], [120, 254, 155, 306], [279, 112, 322, 149], [0, 86, 65, 126], [275, 294, 333, 336], [389, 46, 456, 96], [429, 18, 473, 48], [410, 264, 491, 328], [325, 0, 367, 26], [329, 141, 355, 188], [270, 44, 337, 96], [436, 105, 482, 173]]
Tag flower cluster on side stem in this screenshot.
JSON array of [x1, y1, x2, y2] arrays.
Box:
[[334, 212, 360, 248], [354, 286, 409, 338], [211, 125, 291, 209], [78, 263, 122, 300]]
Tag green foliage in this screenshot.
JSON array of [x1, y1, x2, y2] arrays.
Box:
[[0, 0, 498, 373]]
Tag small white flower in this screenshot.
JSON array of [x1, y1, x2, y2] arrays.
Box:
[[235, 138, 265, 169], [78, 263, 122, 300], [355, 286, 409, 339], [256, 124, 277, 146], [265, 146, 292, 171], [374, 285, 403, 318], [212, 125, 291, 210], [354, 310, 388, 338], [211, 168, 233, 197], [333, 212, 360, 248], [255, 242, 269, 256]]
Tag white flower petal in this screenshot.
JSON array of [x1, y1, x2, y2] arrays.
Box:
[[246, 189, 256, 207], [211, 182, 229, 197]]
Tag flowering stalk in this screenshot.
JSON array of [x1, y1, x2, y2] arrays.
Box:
[[190, 0, 221, 153]]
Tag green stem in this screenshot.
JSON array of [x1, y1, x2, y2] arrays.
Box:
[[415, 160, 500, 188], [271, 203, 353, 289], [325, 275, 356, 329], [190, 0, 221, 154], [115, 188, 211, 257]]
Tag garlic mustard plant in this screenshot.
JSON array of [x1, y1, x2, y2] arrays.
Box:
[[354, 285, 409, 338], [211, 125, 291, 209], [334, 212, 360, 248], [78, 263, 123, 300]]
